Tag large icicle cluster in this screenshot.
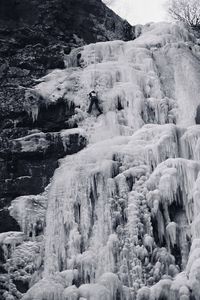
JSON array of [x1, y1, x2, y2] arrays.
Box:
[[4, 22, 200, 300]]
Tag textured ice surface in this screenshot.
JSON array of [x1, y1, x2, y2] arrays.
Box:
[[7, 22, 200, 300], [9, 195, 47, 238]]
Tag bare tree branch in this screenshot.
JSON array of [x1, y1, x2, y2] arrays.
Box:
[[167, 0, 200, 27]]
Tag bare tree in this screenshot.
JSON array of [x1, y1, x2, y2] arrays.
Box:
[[168, 0, 200, 27]]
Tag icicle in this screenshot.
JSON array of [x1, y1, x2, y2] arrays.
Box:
[[166, 222, 177, 248], [186, 248, 200, 275], [188, 258, 200, 300], [147, 158, 200, 225], [143, 235, 154, 253], [59, 270, 78, 288], [60, 128, 87, 152], [190, 239, 200, 253], [78, 283, 110, 300], [76, 251, 97, 284], [179, 286, 190, 298], [9, 195, 46, 238], [63, 285, 79, 300], [0, 232, 25, 260], [180, 126, 200, 160], [137, 286, 150, 300], [156, 209, 165, 244], [170, 272, 189, 300], [98, 272, 122, 300], [180, 296, 190, 300], [31, 104, 39, 122], [21, 278, 64, 300], [150, 279, 172, 300]]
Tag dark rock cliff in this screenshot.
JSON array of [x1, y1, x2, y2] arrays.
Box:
[[0, 0, 134, 85]]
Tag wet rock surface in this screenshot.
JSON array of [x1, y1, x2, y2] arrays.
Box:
[[0, 91, 87, 206], [0, 129, 87, 204]]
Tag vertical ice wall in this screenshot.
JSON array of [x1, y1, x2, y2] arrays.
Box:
[[6, 22, 200, 300]]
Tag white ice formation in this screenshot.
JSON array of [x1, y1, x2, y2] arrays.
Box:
[[4, 22, 200, 300]]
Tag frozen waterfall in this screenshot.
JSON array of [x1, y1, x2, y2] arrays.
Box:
[[4, 22, 200, 300]]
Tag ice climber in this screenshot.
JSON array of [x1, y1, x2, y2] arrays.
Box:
[[77, 53, 84, 68], [87, 91, 103, 115]]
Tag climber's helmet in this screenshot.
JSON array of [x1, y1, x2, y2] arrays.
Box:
[[90, 91, 97, 97]]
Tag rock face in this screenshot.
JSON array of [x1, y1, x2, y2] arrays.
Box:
[[0, 128, 87, 209], [0, 0, 133, 44], [0, 85, 87, 218], [0, 0, 134, 89]]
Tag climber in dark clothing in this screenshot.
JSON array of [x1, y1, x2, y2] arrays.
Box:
[[77, 53, 84, 68], [77, 53, 82, 67], [87, 91, 102, 115]]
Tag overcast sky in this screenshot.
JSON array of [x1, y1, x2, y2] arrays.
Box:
[[103, 0, 168, 25]]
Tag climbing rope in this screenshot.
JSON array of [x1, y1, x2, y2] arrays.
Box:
[[93, 44, 97, 90]]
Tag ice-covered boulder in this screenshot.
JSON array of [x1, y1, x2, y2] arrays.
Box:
[[21, 278, 64, 300]]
